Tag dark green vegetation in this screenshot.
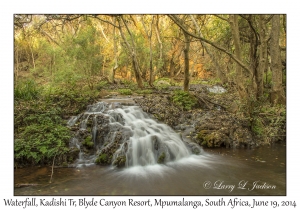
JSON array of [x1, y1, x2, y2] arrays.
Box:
[[14, 80, 99, 167], [172, 90, 197, 111]]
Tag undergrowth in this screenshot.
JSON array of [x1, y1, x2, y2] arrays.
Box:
[[171, 90, 197, 111], [14, 80, 99, 167]]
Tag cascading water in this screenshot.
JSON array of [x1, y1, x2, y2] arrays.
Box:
[[115, 106, 192, 166], [67, 100, 201, 168]]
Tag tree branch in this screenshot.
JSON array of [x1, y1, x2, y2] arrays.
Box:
[[168, 15, 252, 75], [213, 15, 229, 22], [91, 15, 119, 28]]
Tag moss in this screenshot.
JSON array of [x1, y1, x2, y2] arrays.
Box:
[[157, 152, 165, 164], [95, 153, 108, 165], [204, 133, 216, 148], [112, 155, 126, 168], [83, 136, 94, 149]]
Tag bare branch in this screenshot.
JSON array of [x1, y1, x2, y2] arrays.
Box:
[[213, 15, 229, 22], [265, 15, 274, 23], [90, 15, 119, 28], [168, 14, 252, 75]]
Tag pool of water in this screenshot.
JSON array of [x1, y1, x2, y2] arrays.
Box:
[[14, 143, 286, 196]]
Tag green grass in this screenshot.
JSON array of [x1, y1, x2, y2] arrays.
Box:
[[14, 79, 40, 101]]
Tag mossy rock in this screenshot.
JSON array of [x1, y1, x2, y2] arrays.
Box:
[[83, 136, 94, 149], [196, 131, 216, 148], [95, 153, 109, 165], [67, 147, 80, 162], [113, 155, 126, 168], [157, 152, 165, 164]]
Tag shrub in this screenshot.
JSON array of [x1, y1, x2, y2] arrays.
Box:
[[118, 89, 132, 95], [14, 122, 71, 165], [153, 78, 171, 90], [172, 90, 197, 111], [96, 81, 109, 90], [14, 87, 99, 167]]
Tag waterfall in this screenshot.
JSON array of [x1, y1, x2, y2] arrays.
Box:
[[68, 101, 200, 168], [114, 106, 191, 166]]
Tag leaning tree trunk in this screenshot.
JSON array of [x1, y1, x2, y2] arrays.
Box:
[[183, 31, 190, 91], [270, 15, 286, 105]]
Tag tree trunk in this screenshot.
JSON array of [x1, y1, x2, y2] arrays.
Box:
[[229, 15, 247, 99], [27, 37, 36, 70], [270, 15, 285, 105], [117, 16, 144, 88], [243, 15, 258, 99], [110, 17, 118, 83], [257, 15, 268, 99], [169, 52, 176, 78], [14, 47, 19, 82], [141, 16, 154, 86], [183, 32, 190, 91], [155, 15, 163, 79]]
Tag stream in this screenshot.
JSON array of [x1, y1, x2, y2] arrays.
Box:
[[14, 98, 286, 196]]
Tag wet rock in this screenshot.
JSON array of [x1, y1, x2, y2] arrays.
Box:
[[67, 148, 80, 163], [157, 152, 166, 164], [95, 153, 109, 165], [96, 132, 128, 165], [109, 112, 125, 124], [113, 155, 126, 168], [152, 135, 159, 150]]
